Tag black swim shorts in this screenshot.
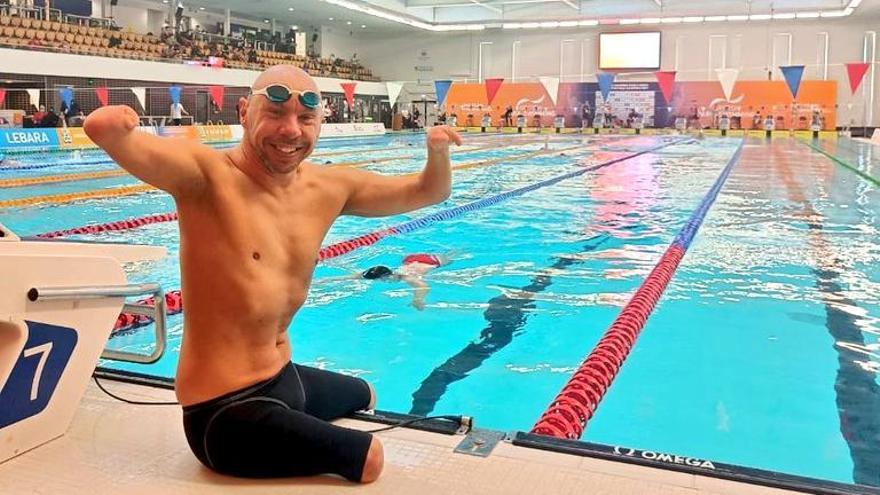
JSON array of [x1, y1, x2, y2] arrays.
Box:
[[182, 362, 374, 481]]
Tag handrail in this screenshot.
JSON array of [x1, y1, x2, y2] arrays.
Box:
[[27, 283, 167, 364]]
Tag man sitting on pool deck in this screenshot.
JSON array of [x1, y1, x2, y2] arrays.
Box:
[[83, 65, 461, 484]]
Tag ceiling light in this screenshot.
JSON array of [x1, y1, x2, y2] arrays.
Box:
[[288, 7, 294, 11], [640, 17, 661, 24], [848, 0, 862, 7], [749, 14, 771, 20], [726, 15, 749, 21], [346, 21, 352, 24], [578, 20, 598, 26], [772, 13, 796, 20], [292, 25, 298, 29], [705, 15, 725, 22], [328, 17, 334, 20], [619, 19, 639, 25], [361, 24, 367, 28], [263, 19, 270, 23], [683, 16, 703, 23], [796, 12, 820, 18], [559, 21, 577, 27], [660, 17, 682, 23], [198, 6, 204, 10]]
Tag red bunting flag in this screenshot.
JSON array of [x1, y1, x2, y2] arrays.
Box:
[[209, 86, 225, 111], [341, 82, 357, 107], [0, 88, 6, 107], [484, 78, 504, 104], [845, 62, 870, 94], [95, 87, 109, 107], [654, 71, 676, 104]]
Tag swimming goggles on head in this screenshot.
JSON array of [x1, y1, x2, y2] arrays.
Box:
[[251, 84, 321, 109]]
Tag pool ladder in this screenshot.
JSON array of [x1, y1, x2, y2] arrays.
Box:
[[27, 283, 168, 364]]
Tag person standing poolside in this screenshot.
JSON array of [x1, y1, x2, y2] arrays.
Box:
[[83, 65, 462, 484], [170, 100, 190, 126]]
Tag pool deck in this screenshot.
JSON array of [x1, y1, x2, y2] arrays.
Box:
[[0, 379, 807, 495]]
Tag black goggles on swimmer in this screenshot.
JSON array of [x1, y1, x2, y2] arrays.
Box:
[[251, 84, 321, 109]]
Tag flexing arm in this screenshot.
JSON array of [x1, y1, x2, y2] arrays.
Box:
[[340, 126, 462, 217], [84, 105, 206, 196]]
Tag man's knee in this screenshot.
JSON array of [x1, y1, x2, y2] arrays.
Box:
[[359, 437, 384, 483]]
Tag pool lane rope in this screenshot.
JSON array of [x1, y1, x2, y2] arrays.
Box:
[[110, 138, 688, 334], [0, 169, 129, 188], [34, 212, 179, 239], [530, 139, 745, 440], [0, 184, 158, 209], [802, 140, 880, 187]]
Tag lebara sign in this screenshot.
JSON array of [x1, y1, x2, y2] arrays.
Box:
[[0, 129, 59, 150]]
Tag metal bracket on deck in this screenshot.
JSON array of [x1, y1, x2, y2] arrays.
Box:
[[453, 428, 505, 457]]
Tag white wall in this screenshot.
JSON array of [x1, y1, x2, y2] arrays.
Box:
[[320, 25, 363, 60], [357, 16, 880, 125]]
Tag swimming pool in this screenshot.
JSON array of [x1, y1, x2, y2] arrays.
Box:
[[2, 133, 878, 491]]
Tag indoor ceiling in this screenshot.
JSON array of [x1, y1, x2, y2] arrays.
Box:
[[145, 0, 875, 33]]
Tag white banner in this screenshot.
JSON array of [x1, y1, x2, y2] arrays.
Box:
[[716, 69, 739, 101], [225, 123, 385, 140], [386, 82, 404, 108], [26, 89, 41, 107], [321, 123, 386, 138], [538, 76, 560, 106], [131, 87, 146, 111]]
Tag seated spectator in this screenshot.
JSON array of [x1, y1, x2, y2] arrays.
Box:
[[41, 108, 60, 128], [31, 104, 47, 126]]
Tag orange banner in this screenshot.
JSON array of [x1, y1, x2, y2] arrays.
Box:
[[670, 80, 837, 130], [446, 83, 556, 127], [446, 80, 838, 130]]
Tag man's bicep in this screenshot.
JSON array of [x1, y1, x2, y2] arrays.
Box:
[[340, 169, 422, 217], [106, 132, 205, 195]]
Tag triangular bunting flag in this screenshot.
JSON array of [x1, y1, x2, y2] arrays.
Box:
[[597, 73, 615, 102], [209, 86, 225, 111], [169, 85, 182, 105], [340, 82, 357, 107], [131, 87, 146, 112], [716, 69, 739, 101], [434, 80, 452, 107], [538, 76, 560, 106], [845, 62, 870, 94], [386, 81, 404, 107], [484, 78, 504, 104], [780, 65, 805, 99], [59, 87, 74, 108], [0, 88, 6, 107], [26, 89, 41, 107], [95, 87, 109, 107], [654, 71, 676, 103]]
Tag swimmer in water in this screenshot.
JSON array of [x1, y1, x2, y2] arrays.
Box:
[[333, 253, 451, 310]]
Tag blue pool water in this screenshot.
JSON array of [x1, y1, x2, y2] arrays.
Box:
[[1, 133, 878, 489]]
